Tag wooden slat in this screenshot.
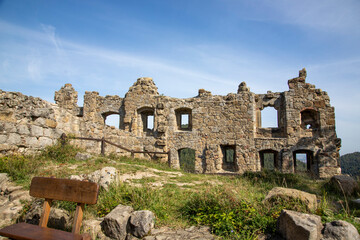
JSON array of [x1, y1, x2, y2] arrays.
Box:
[[30, 177, 99, 204], [0, 222, 84, 240], [39, 199, 52, 227], [72, 203, 84, 234]]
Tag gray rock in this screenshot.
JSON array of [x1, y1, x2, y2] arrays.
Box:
[[126, 233, 140, 240], [30, 125, 43, 137], [83, 219, 111, 240], [38, 137, 53, 147], [101, 204, 134, 240], [322, 220, 360, 240], [0, 173, 9, 186], [88, 167, 120, 190], [277, 209, 322, 240], [31, 108, 50, 118], [25, 203, 71, 230], [330, 175, 358, 196], [0, 135, 6, 144], [75, 152, 92, 161], [129, 210, 155, 238], [7, 133, 21, 145], [264, 187, 318, 211], [17, 125, 30, 135]]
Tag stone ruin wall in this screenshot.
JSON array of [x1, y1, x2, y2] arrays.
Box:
[[0, 69, 341, 178]]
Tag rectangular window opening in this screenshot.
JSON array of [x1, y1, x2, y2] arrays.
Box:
[[147, 115, 154, 130], [181, 114, 189, 129]]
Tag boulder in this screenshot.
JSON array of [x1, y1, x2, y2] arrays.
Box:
[[75, 152, 92, 161], [322, 220, 360, 240], [277, 209, 322, 240], [87, 167, 120, 190], [264, 187, 317, 210], [330, 175, 358, 196], [128, 210, 155, 238], [101, 204, 134, 240]]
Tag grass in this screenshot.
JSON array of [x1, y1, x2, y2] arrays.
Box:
[[1, 142, 360, 239]]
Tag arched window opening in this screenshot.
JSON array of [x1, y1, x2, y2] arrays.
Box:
[[293, 150, 314, 173], [301, 109, 319, 130], [102, 112, 121, 129], [221, 145, 236, 172], [175, 108, 192, 131], [138, 108, 155, 132], [261, 107, 278, 128], [178, 148, 196, 173], [259, 150, 278, 170]]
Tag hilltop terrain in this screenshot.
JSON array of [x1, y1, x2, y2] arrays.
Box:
[[0, 143, 360, 239], [341, 152, 360, 177]]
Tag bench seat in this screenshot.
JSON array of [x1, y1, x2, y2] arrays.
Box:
[[0, 222, 87, 240]]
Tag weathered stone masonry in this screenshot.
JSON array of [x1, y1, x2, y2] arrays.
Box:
[[0, 69, 341, 178]]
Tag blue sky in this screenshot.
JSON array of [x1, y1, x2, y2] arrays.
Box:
[[0, 0, 359, 154]]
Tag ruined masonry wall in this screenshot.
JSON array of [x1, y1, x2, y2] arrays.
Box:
[[0, 69, 341, 178]]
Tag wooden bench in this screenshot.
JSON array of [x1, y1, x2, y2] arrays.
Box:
[[0, 177, 99, 240]]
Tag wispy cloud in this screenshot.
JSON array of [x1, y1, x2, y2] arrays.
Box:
[[40, 24, 63, 55]]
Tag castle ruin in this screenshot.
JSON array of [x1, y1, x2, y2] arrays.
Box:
[[0, 69, 341, 178]]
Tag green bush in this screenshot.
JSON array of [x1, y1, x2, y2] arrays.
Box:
[[41, 140, 82, 163], [182, 187, 274, 239], [0, 154, 42, 185]]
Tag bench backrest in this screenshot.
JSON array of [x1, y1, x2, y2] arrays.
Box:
[[30, 177, 99, 204], [29, 177, 99, 234]]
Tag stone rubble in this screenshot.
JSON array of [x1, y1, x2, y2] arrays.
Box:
[[0, 173, 32, 227], [277, 210, 360, 240]]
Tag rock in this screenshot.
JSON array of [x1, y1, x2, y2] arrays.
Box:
[[322, 220, 360, 240], [126, 233, 140, 240], [277, 209, 322, 240], [264, 187, 318, 210], [82, 219, 111, 240], [70, 175, 84, 181], [87, 167, 120, 190], [25, 203, 71, 230], [31, 108, 50, 118], [9, 190, 31, 203], [129, 210, 155, 238], [330, 175, 358, 196], [143, 226, 215, 240], [101, 204, 134, 240], [0, 173, 10, 186], [75, 152, 92, 161]]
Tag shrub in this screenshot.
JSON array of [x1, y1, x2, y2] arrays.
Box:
[[0, 154, 42, 185], [41, 140, 82, 163]]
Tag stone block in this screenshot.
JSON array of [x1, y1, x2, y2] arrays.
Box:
[[38, 137, 53, 147], [0, 135, 7, 144], [322, 220, 360, 240], [17, 124, 30, 135], [31, 108, 50, 118], [7, 133, 21, 145], [26, 137, 38, 146], [45, 119, 57, 128], [128, 210, 155, 238], [277, 210, 322, 240], [30, 125, 43, 137], [101, 205, 134, 240]]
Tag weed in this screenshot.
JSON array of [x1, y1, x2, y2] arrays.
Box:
[[41, 139, 83, 163], [0, 154, 43, 186]]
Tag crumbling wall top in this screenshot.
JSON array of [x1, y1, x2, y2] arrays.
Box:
[[54, 83, 78, 112], [125, 77, 159, 98]]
